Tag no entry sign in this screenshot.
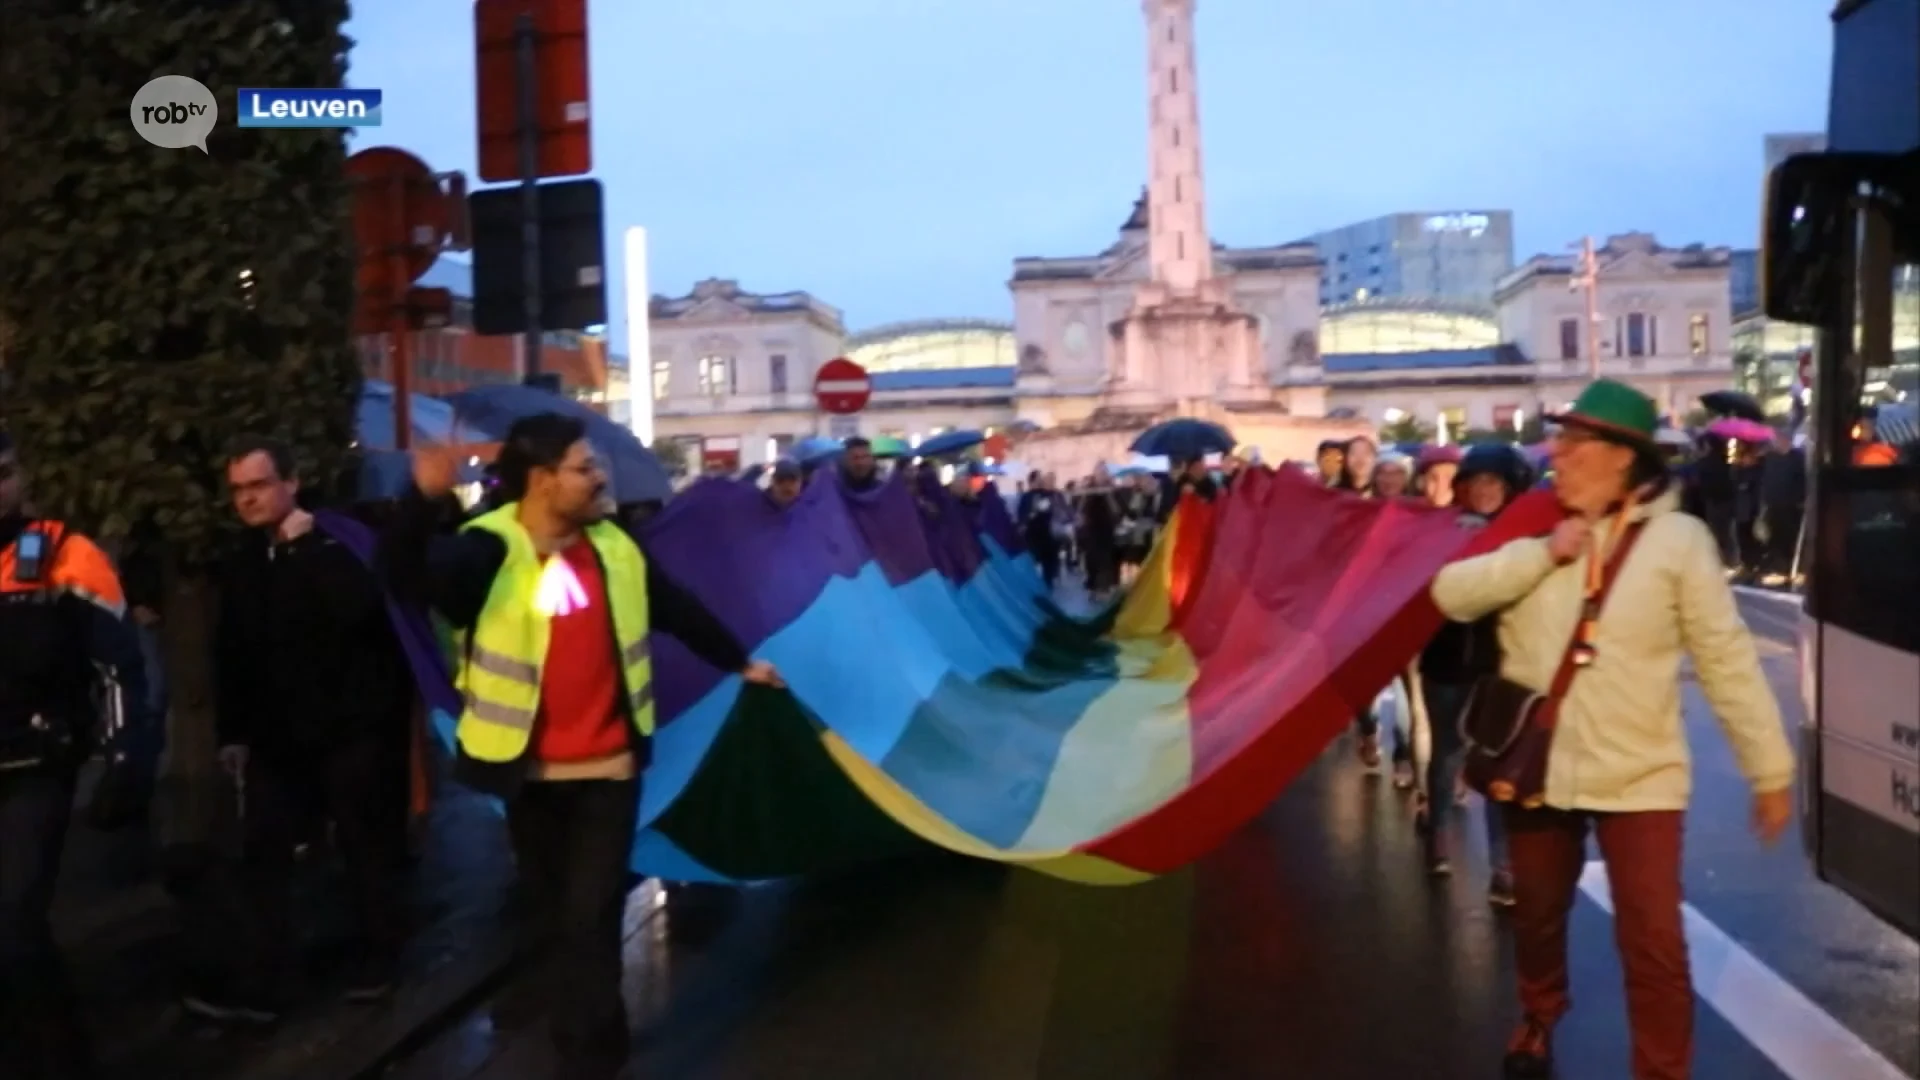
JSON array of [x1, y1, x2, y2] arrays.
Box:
[[813, 356, 871, 415]]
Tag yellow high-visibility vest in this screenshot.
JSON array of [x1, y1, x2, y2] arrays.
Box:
[[455, 504, 655, 764]]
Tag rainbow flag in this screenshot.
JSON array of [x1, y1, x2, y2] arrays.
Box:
[[627, 467, 1562, 885]]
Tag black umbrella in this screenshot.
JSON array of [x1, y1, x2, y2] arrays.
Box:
[[1129, 418, 1236, 461], [1698, 390, 1766, 423], [445, 384, 672, 503]]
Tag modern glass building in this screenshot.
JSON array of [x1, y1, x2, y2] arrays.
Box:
[[1302, 211, 1516, 307]]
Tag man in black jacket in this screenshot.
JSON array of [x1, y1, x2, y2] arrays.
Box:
[[190, 437, 415, 1022]]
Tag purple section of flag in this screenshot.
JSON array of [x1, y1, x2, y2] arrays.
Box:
[[638, 469, 1015, 731], [313, 509, 462, 717]]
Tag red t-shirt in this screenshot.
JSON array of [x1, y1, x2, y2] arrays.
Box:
[[531, 540, 628, 763]]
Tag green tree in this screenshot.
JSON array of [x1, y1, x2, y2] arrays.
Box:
[[0, 0, 359, 848], [1377, 414, 1434, 445], [1458, 427, 1519, 446], [649, 438, 689, 478]]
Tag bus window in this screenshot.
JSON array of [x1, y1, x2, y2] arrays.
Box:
[[1815, 180, 1920, 654]]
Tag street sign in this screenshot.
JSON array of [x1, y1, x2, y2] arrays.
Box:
[[347, 146, 454, 444], [476, 0, 590, 182], [813, 356, 871, 415], [346, 146, 449, 304], [468, 178, 606, 335], [826, 415, 860, 439]]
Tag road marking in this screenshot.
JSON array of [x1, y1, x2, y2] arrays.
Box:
[[1578, 862, 1909, 1080], [1734, 585, 1804, 609]]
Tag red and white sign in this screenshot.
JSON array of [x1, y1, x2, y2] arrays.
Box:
[[700, 435, 740, 473], [812, 356, 871, 415]]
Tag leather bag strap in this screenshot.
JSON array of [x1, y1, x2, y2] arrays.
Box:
[[1538, 517, 1648, 730]]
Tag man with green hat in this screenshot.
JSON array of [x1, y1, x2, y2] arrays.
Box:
[[1429, 376, 1794, 1077]]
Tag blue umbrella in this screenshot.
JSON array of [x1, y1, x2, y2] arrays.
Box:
[[1129, 418, 1235, 461], [444, 383, 671, 503], [916, 429, 986, 457], [357, 379, 494, 450], [793, 436, 844, 464]]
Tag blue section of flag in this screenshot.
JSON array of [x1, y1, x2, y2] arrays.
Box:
[[237, 88, 382, 127]]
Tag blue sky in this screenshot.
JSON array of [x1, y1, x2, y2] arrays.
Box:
[[346, 0, 1830, 357]]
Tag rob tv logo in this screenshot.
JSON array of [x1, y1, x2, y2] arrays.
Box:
[[238, 88, 382, 127]]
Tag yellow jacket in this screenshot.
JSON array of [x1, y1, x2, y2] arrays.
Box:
[[1432, 488, 1795, 812]]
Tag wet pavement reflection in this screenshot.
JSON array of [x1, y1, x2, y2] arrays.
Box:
[[388, 597, 1916, 1080], [389, 757, 1831, 1079]]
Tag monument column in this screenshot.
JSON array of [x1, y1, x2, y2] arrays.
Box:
[[1143, 0, 1210, 294]]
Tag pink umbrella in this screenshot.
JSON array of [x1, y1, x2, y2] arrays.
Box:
[[1707, 417, 1774, 443]]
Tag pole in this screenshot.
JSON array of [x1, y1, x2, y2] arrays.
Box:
[[389, 173, 413, 450], [516, 12, 542, 381], [1579, 236, 1601, 380]]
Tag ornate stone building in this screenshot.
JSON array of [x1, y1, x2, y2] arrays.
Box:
[[1493, 232, 1737, 419], [1006, 0, 1364, 476]]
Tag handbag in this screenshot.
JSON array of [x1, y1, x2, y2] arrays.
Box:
[[1459, 517, 1648, 808]]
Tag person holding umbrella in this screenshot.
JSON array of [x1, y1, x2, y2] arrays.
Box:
[[1131, 419, 1234, 522]]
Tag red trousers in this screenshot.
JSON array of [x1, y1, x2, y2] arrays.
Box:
[[1504, 807, 1693, 1080]]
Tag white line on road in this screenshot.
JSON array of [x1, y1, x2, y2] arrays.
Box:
[[1578, 862, 1910, 1080], [1734, 585, 1804, 609]]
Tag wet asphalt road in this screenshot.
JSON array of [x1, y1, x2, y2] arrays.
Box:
[[388, 591, 1919, 1080]]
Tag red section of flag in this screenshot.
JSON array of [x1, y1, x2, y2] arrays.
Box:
[[1167, 491, 1217, 625], [1086, 468, 1564, 874]]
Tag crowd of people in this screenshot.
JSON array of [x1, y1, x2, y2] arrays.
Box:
[[997, 380, 1797, 1080], [0, 376, 1806, 1080]]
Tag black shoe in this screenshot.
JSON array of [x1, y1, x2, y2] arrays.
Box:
[[1488, 869, 1518, 909], [182, 991, 281, 1026]]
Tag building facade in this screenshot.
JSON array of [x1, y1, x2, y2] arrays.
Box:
[[1006, 197, 1326, 429], [1492, 232, 1736, 420], [355, 258, 614, 409], [1301, 211, 1517, 307], [646, 281, 1020, 470], [646, 230, 1742, 466]]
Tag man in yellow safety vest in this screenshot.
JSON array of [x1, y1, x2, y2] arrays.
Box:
[[385, 413, 780, 1080]]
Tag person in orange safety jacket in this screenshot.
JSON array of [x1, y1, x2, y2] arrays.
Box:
[[0, 431, 153, 1078]]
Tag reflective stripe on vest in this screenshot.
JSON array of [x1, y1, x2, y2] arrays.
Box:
[[455, 505, 655, 764]]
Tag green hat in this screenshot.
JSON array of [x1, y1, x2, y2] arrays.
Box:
[[1546, 378, 1659, 450]]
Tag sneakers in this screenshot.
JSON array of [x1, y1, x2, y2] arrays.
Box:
[[1488, 869, 1518, 909], [1502, 1016, 1554, 1078], [182, 992, 281, 1026]]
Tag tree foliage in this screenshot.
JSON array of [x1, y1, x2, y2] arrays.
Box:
[[0, 0, 359, 563], [649, 438, 689, 478], [1376, 415, 1434, 446]]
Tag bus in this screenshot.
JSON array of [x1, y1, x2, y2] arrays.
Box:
[[1762, 0, 1920, 938]]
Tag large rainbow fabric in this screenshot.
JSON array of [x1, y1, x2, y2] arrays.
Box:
[[618, 465, 1563, 886]]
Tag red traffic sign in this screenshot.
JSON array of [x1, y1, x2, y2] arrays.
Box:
[[476, 0, 591, 183], [813, 357, 871, 415], [346, 146, 450, 304]]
